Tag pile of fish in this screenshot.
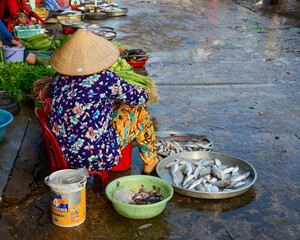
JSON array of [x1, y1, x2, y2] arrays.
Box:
[[155, 140, 213, 156], [165, 158, 250, 192]]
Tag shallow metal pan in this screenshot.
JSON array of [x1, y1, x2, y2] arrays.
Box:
[[102, 8, 128, 17], [156, 151, 257, 199], [155, 131, 213, 157]]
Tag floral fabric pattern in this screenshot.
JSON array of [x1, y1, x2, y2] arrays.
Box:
[[49, 70, 148, 171]]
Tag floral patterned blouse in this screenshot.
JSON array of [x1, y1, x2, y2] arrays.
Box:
[[49, 70, 148, 171]]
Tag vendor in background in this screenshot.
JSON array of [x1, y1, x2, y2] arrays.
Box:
[[0, 19, 49, 65], [49, 29, 161, 174], [0, 0, 45, 32]]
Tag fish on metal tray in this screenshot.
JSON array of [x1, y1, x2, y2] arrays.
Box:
[[166, 157, 251, 193]]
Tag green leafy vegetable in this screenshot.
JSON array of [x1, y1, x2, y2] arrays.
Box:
[[0, 62, 55, 101]]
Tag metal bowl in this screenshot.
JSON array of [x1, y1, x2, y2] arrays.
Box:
[[156, 151, 257, 199], [92, 30, 116, 40], [84, 12, 107, 20], [102, 8, 128, 17], [155, 131, 213, 157]]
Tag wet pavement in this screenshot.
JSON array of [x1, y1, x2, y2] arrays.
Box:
[[0, 0, 299, 239]]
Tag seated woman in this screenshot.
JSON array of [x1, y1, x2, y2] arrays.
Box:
[[0, 0, 45, 32], [49, 29, 160, 174], [0, 19, 48, 65]]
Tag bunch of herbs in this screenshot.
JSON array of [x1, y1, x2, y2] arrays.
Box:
[[0, 62, 55, 101]]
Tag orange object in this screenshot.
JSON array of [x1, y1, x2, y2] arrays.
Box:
[[47, 169, 87, 227], [35, 0, 41, 3]]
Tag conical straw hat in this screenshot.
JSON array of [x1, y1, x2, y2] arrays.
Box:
[[50, 29, 119, 76]]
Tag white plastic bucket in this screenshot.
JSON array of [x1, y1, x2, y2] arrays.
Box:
[[45, 169, 89, 227], [3, 46, 24, 63]]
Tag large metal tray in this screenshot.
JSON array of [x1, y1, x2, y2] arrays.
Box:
[[84, 12, 107, 20], [155, 131, 213, 157], [156, 151, 257, 199], [102, 8, 128, 17]]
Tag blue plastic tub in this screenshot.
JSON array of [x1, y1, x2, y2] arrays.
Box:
[[0, 109, 13, 143]]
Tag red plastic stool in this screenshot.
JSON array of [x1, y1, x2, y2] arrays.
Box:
[[110, 142, 133, 171]]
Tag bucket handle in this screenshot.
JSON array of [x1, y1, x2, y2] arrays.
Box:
[[5, 51, 17, 60]]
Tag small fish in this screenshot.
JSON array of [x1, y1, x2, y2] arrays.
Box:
[[165, 161, 177, 169], [232, 165, 239, 173], [202, 182, 210, 192], [201, 160, 215, 167], [223, 173, 231, 180], [210, 180, 232, 188], [214, 158, 222, 167], [227, 180, 240, 188], [210, 177, 218, 182], [209, 185, 219, 192], [170, 163, 179, 177], [138, 223, 152, 230], [223, 167, 234, 174], [211, 165, 224, 180], [173, 171, 184, 186], [183, 174, 194, 187], [196, 183, 205, 191], [193, 165, 203, 179], [182, 162, 194, 176], [243, 171, 251, 179], [233, 181, 246, 188], [199, 167, 211, 177], [188, 178, 203, 190]]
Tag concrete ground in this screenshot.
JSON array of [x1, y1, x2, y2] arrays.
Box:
[[0, 0, 299, 239]]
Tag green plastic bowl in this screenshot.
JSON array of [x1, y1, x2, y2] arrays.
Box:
[[105, 175, 174, 219]]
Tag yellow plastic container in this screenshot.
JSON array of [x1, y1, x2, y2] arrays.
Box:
[[45, 169, 88, 227]]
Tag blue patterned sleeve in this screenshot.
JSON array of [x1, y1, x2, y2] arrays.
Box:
[[105, 70, 148, 106]]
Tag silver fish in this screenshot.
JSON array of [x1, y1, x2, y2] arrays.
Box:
[[173, 171, 184, 186], [183, 174, 194, 187], [165, 161, 177, 169], [233, 181, 246, 188], [202, 182, 211, 192], [170, 163, 179, 177], [193, 165, 203, 179], [211, 165, 224, 180], [232, 165, 239, 173], [196, 183, 205, 192], [201, 160, 215, 167], [209, 185, 219, 192], [210, 177, 218, 182], [138, 223, 152, 230], [223, 167, 234, 174], [223, 173, 231, 180], [199, 167, 211, 177], [188, 178, 203, 190], [227, 180, 240, 188], [182, 162, 194, 176], [210, 180, 232, 188], [214, 158, 222, 167]]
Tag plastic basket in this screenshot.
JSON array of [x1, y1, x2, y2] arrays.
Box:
[[14, 25, 41, 39]]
